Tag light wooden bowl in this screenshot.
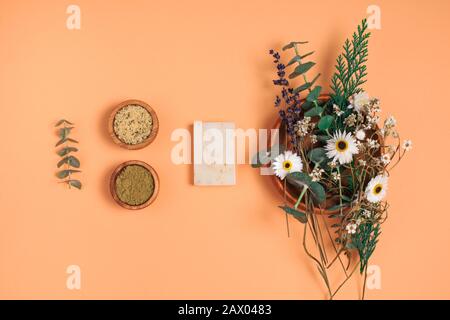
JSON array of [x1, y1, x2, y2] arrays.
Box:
[[108, 99, 159, 150], [110, 160, 160, 210]]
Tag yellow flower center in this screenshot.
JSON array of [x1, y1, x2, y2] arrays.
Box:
[[283, 160, 292, 171], [373, 184, 383, 195], [336, 140, 348, 153]]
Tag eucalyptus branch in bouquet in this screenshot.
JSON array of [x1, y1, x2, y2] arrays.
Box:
[[55, 119, 82, 189]]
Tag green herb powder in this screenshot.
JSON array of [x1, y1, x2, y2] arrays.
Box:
[[115, 165, 154, 206]]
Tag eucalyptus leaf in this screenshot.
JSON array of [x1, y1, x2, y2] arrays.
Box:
[[66, 138, 79, 144], [318, 115, 334, 130], [56, 169, 81, 179], [58, 156, 80, 168], [316, 135, 330, 142], [57, 147, 78, 157], [293, 74, 321, 94], [58, 127, 74, 139], [56, 137, 78, 147], [341, 195, 352, 202], [304, 106, 323, 117], [309, 181, 326, 204], [278, 205, 307, 223], [67, 179, 82, 189], [300, 51, 315, 59], [286, 56, 301, 67], [294, 82, 312, 94], [327, 203, 349, 211], [55, 119, 74, 127], [282, 41, 308, 50], [55, 138, 67, 147], [286, 172, 313, 188], [306, 86, 322, 102], [289, 62, 315, 79], [68, 156, 80, 168], [308, 148, 327, 164], [251, 144, 284, 168]]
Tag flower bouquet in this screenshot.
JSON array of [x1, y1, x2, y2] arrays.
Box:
[[256, 19, 411, 299]]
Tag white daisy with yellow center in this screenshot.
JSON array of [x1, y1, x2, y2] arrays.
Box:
[[272, 151, 303, 180], [325, 130, 359, 165], [365, 175, 388, 203]]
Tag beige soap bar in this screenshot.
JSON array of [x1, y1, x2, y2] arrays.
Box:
[[193, 121, 236, 186]]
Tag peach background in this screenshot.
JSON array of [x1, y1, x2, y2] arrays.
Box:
[[0, 0, 449, 299]]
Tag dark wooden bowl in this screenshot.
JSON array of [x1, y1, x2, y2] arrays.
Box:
[[108, 99, 159, 150], [110, 160, 160, 210]]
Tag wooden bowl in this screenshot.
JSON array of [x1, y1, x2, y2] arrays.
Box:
[[110, 160, 160, 210], [108, 99, 159, 150]]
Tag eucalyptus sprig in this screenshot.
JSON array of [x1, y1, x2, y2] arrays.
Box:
[[55, 119, 82, 189], [283, 41, 322, 105]]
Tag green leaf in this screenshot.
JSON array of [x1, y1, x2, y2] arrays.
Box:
[[289, 62, 316, 79], [300, 51, 315, 59], [278, 205, 307, 223], [306, 86, 322, 102], [282, 41, 308, 51], [286, 56, 301, 67], [294, 82, 312, 94], [286, 172, 313, 188], [293, 74, 321, 94], [57, 147, 78, 157], [56, 169, 81, 179], [55, 119, 74, 127], [309, 182, 326, 204], [308, 148, 327, 164], [341, 195, 352, 202], [58, 156, 80, 168], [304, 106, 323, 117], [251, 144, 285, 168], [316, 135, 330, 142], [67, 179, 82, 189], [327, 203, 349, 211], [56, 138, 79, 146], [58, 127, 74, 139], [318, 115, 334, 130], [55, 138, 67, 147], [66, 138, 79, 144]]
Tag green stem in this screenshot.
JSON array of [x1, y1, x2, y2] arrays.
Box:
[[293, 44, 319, 108], [294, 185, 308, 210]]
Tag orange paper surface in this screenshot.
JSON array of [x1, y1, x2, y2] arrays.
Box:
[[0, 0, 449, 299]]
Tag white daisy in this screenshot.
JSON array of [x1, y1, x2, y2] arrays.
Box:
[[365, 175, 388, 203], [272, 151, 303, 180], [349, 91, 370, 113], [325, 130, 359, 165], [402, 140, 413, 151]]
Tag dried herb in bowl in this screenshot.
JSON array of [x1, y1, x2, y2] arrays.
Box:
[[115, 165, 154, 206], [113, 105, 153, 145]]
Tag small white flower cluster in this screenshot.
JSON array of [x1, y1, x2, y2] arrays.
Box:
[[348, 92, 381, 115], [402, 139, 413, 151], [346, 223, 358, 234], [295, 117, 315, 137], [310, 167, 325, 182], [333, 104, 344, 116]]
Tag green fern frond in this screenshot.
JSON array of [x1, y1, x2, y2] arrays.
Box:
[[331, 19, 371, 108]]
